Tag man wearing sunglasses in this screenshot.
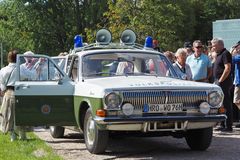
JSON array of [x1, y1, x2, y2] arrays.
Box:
[[186, 40, 212, 82]]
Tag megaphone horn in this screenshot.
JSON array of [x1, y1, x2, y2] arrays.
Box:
[[96, 29, 112, 45], [120, 29, 136, 45]]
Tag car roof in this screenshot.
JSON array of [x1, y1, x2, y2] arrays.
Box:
[[71, 46, 164, 57]]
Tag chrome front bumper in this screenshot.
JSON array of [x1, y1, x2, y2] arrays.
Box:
[[94, 114, 226, 131]]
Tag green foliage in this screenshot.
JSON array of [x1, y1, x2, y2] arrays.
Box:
[[0, 1, 32, 52], [0, 132, 62, 160], [0, 0, 108, 58], [100, 0, 140, 42], [103, 0, 196, 51], [1, 0, 240, 60]]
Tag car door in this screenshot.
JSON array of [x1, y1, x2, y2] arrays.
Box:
[[15, 54, 76, 126]]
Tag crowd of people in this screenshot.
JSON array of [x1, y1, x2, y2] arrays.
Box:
[[155, 38, 240, 132]]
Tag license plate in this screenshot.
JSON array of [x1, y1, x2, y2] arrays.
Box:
[[144, 103, 183, 113]]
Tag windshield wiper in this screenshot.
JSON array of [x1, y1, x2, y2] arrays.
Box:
[[137, 72, 159, 77], [84, 72, 159, 77], [116, 72, 159, 77], [84, 72, 116, 77]]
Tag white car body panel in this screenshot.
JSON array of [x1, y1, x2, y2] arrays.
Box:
[[74, 76, 219, 98]]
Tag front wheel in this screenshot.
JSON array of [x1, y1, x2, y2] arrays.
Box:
[[49, 126, 65, 138], [84, 108, 109, 154], [185, 127, 213, 150]]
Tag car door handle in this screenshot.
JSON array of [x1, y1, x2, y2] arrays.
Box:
[[15, 84, 30, 90]]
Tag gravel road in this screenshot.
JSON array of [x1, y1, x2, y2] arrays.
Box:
[[34, 127, 240, 160]]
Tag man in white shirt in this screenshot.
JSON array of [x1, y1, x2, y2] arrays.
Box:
[[0, 50, 27, 141]]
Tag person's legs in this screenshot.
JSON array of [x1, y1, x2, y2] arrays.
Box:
[[234, 86, 240, 109], [233, 86, 240, 127], [19, 127, 27, 140], [10, 130, 16, 142], [15, 126, 27, 140], [9, 91, 17, 141], [221, 82, 233, 131], [0, 90, 18, 140]]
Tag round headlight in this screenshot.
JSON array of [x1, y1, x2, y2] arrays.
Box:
[[199, 102, 210, 114], [122, 103, 134, 116], [104, 92, 122, 110], [208, 91, 224, 108]]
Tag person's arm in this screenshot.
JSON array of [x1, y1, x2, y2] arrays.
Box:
[[186, 64, 193, 80], [205, 57, 212, 82], [232, 55, 240, 63], [218, 63, 231, 83], [207, 67, 212, 81]]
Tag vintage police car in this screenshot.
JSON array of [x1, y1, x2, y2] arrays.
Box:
[[14, 29, 226, 154]]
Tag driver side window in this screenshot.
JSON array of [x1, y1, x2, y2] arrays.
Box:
[[19, 56, 63, 81]]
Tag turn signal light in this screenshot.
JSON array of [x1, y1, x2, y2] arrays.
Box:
[[218, 107, 225, 114], [96, 109, 106, 117]]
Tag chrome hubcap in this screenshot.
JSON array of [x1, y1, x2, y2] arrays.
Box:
[[86, 116, 95, 146], [50, 126, 54, 132]]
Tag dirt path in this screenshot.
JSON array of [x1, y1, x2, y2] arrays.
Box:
[[34, 127, 240, 160]]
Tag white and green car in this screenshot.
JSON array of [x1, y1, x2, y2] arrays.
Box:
[[15, 29, 226, 154]]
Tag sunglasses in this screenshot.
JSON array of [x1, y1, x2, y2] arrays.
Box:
[[195, 46, 202, 49]]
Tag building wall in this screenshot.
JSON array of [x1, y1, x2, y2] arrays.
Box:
[[213, 19, 240, 50]]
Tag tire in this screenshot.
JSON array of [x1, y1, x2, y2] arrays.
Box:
[[84, 108, 109, 154], [185, 127, 213, 151], [49, 126, 65, 138]]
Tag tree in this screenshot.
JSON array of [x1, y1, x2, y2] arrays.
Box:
[[102, 0, 195, 51], [0, 0, 108, 56], [0, 0, 34, 65], [1, 0, 240, 59]]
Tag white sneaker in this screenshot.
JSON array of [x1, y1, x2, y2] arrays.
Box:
[[10, 132, 16, 142]]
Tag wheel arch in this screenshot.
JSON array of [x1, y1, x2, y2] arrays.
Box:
[[78, 100, 91, 131]]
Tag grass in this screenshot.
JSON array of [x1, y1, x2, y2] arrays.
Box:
[[0, 132, 63, 160]]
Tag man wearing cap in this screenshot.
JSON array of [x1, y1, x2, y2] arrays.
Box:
[[231, 41, 240, 127], [212, 38, 233, 132], [20, 51, 37, 80]]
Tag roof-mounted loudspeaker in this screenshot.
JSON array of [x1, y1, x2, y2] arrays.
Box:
[[96, 29, 112, 45], [120, 29, 136, 45]]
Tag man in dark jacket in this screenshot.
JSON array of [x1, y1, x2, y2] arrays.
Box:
[[211, 38, 233, 132]]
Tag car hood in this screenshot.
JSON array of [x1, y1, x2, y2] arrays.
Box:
[[75, 76, 220, 98]]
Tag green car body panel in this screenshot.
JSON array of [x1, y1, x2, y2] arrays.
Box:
[[74, 96, 103, 128], [15, 95, 76, 126], [15, 95, 103, 128]]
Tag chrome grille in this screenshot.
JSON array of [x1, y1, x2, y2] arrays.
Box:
[[122, 90, 207, 111]]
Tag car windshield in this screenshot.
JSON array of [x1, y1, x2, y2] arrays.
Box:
[[82, 51, 177, 78]]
